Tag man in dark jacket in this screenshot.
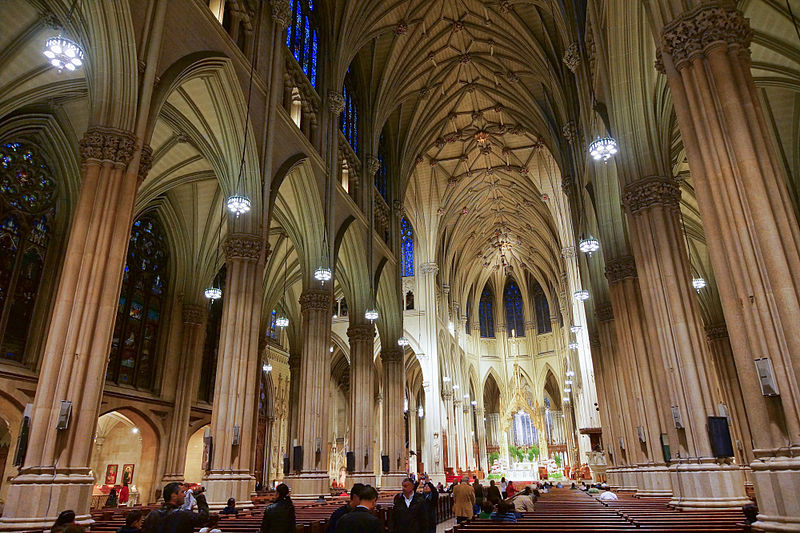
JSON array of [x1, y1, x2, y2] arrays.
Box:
[[390, 478, 428, 533], [260, 483, 295, 533], [326, 483, 365, 533], [486, 480, 502, 504], [142, 483, 209, 533], [335, 486, 381, 533]]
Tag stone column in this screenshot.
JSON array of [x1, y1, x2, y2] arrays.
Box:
[[0, 128, 139, 531], [442, 390, 455, 471], [475, 406, 488, 473], [606, 257, 673, 497], [203, 234, 264, 508], [381, 346, 406, 489], [284, 288, 332, 496], [453, 398, 466, 471], [162, 304, 208, 483], [286, 353, 300, 458], [623, 176, 749, 509], [658, 3, 800, 528], [347, 323, 376, 486]]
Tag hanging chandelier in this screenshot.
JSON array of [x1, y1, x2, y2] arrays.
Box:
[[578, 235, 600, 256], [226, 194, 251, 217], [692, 277, 707, 292], [314, 266, 332, 283], [570, 325, 581, 333], [564, 387, 572, 393], [204, 286, 222, 300], [588, 137, 618, 162], [262, 362, 272, 373], [43, 36, 84, 72], [573, 289, 590, 301], [568, 342, 579, 350], [566, 370, 575, 377], [275, 315, 289, 328], [397, 336, 410, 347], [365, 308, 379, 321], [418, 405, 424, 418]]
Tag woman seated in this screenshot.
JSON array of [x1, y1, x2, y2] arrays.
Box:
[[489, 501, 518, 523], [477, 501, 494, 519], [219, 498, 238, 516]]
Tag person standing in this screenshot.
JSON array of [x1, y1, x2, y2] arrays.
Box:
[[335, 485, 381, 533], [452, 476, 475, 524], [105, 488, 118, 508], [420, 481, 439, 533], [506, 480, 516, 498], [486, 480, 501, 504], [260, 483, 296, 533], [390, 478, 427, 533], [119, 482, 130, 507], [326, 483, 365, 533], [142, 482, 209, 533], [472, 480, 484, 515], [499, 477, 508, 499]]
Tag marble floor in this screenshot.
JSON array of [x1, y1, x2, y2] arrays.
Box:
[[436, 518, 456, 533]]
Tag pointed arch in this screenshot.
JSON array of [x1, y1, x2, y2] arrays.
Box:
[[479, 283, 495, 338], [503, 277, 525, 337]]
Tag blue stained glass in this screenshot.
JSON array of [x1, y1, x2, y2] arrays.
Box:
[[286, 0, 319, 87], [479, 285, 495, 338], [504, 278, 525, 336], [533, 282, 551, 334], [340, 80, 358, 151], [401, 217, 414, 277]]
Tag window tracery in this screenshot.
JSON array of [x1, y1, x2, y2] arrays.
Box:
[[286, 0, 318, 86], [533, 282, 551, 334], [340, 72, 358, 151], [401, 217, 414, 277], [504, 277, 525, 336], [479, 285, 495, 338]]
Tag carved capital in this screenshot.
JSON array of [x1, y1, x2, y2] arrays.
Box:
[[605, 255, 637, 284], [595, 302, 614, 323], [563, 42, 581, 72], [138, 144, 153, 182], [270, 0, 291, 29], [561, 174, 574, 198], [561, 246, 576, 260], [182, 304, 207, 326], [442, 283, 450, 295], [347, 324, 375, 343], [562, 121, 578, 144], [442, 389, 453, 401], [381, 346, 404, 364], [661, 3, 752, 71], [366, 154, 381, 177], [420, 262, 439, 275], [327, 92, 345, 115], [623, 176, 681, 215], [705, 323, 729, 341], [79, 127, 136, 167], [299, 289, 332, 312], [589, 334, 601, 349], [224, 233, 264, 261]]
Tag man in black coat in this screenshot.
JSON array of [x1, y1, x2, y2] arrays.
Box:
[[335, 486, 381, 533], [260, 483, 296, 533], [486, 480, 502, 504], [327, 483, 365, 533], [142, 483, 209, 533], [390, 478, 428, 533]]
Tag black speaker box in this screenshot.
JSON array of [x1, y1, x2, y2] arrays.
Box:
[[707, 416, 734, 458], [283, 457, 290, 475], [381, 455, 390, 474], [346, 451, 355, 473], [293, 445, 303, 472]]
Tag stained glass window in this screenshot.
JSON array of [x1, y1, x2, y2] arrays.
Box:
[[267, 309, 278, 339], [479, 285, 495, 338], [532, 282, 551, 334], [286, 0, 318, 86], [340, 71, 358, 151], [401, 217, 414, 277], [465, 297, 471, 335], [107, 216, 168, 389], [0, 142, 56, 362], [504, 278, 525, 337], [376, 134, 388, 200], [199, 267, 225, 402]]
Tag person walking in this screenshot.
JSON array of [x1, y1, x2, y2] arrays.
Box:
[[335, 485, 381, 533], [142, 483, 209, 533], [260, 483, 296, 533], [452, 476, 475, 524], [390, 478, 427, 533]]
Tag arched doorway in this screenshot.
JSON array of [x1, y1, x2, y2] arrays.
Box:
[[184, 425, 208, 485]]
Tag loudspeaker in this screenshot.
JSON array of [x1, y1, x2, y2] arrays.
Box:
[[346, 451, 355, 473], [293, 445, 303, 472], [283, 457, 290, 475], [381, 455, 390, 474], [707, 416, 734, 458]]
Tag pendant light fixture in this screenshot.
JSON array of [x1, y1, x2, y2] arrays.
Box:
[[397, 336, 410, 347], [365, 175, 378, 322], [578, 235, 600, 256], [679, 203, 705, 292], [43, 0, 85, 73], [227, 48, 256, 217], [573, 289, 589, 302], [205, 196, 225, 300], [275, 233, 290, 327]]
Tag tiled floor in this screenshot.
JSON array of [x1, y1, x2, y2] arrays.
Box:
[[436, 518, 456, 533]]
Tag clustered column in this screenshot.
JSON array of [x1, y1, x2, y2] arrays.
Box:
[[381, 346, 406, 489], [347, 323, 376, 486], [657, 3, 800, 529], [204, 233, 265, 508]]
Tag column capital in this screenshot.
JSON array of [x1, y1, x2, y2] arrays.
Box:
[[661, 2, 751, 71], [224, 233, 265, 261], [138, 144, 153, 182], [705, 323, 729, 341], [327, 91, 345, 114], [563, 42, 580, 72], [595, 302, 614, 323], [623, 176, 681, 215], [182, 304, 207, 325], [562, 121, 578, 144], [347, 323, 375, 342], [366, 154, 381, 177], [453, 398, 462, 407], [589, 334, 601, 349], [299, 289, 332, 312], [381, 346, 404, 363], [420, 262, 439, 275], [605, 255, 637, 284], [475, 406, 485, 416], [269, 0, 291, 29], [442, 389, 453, 401], [79, 127, 136, 167], [561, 245, 576, 259]]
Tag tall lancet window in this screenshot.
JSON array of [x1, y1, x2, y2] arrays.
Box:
[[479, 285, 495, 338], [532, 281, 551, 334], [504, 278, 525, 336], [0, 142, 56, 362], [340, 70, 358, 151], [401, 217, 414, 277], [286, 0, 319, 86], [108, 215, 168, 389], [200, 266, 225, 403]]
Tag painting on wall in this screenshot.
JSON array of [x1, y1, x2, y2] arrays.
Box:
[[122, 463, 135, 485], [105, 464, 118, 485]]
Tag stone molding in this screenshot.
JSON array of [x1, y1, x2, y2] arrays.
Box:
[[623, 176, 681, 215], [224, 233, 264, 261], [561, 174, 574, 197], [605, 255, 638, 284], [138, 144, 153, 182], [589, 335, 601, 349], [327, 91, 345, 114], [420, 262, 439, 275], [442, 389, 453, 401], [705, 323, 729, 340], [270, 0, 291, 29], [661, 3, 752, 71], [299, 289, 331, 312], [562, 245, 576, 260], [595, 302, 614, 323], [563, 42, 581, 72], [381, 346, 404, 363], [182, 304, 207, 326], [562, 121, 577, 144], [347, 324, 375, 343], [79, 127, 136, 167], [366, 154, 380, 177]]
